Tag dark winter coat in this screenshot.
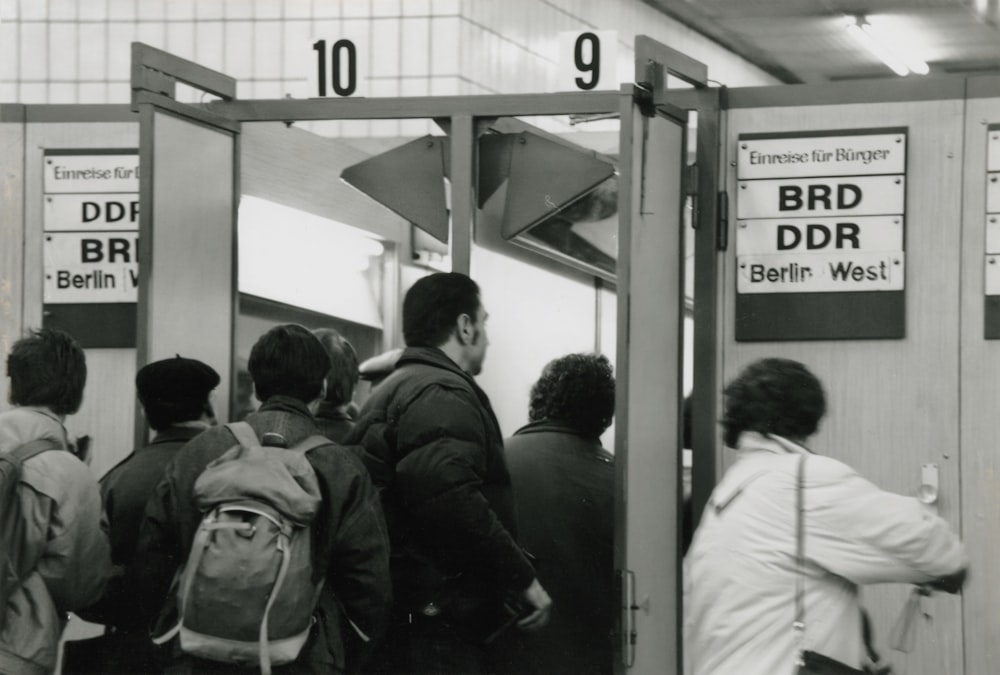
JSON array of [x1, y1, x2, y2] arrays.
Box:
[[346, 346, 535, 639], [500, 419, 615, 675], [75, 425, 205, 673], [315, 402, 355, 444], [133, 396, 392, 673]]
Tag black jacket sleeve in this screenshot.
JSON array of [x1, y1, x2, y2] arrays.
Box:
[[395, 384, 535, 592], [308, 445, 392, 671]]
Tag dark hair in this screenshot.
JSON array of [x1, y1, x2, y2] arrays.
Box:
[[721, 357, 826, 448], [313, 328, 359, 407], [403, 273, 481, 348], [529, 353, 615, 438], [248, 324, 331, 404], [7, 328, 87, 415]]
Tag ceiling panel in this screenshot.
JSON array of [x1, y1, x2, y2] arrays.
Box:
[[645, 0, 1000, 83]]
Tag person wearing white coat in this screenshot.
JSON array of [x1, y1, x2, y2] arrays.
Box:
[[685, 358, 967, 675]]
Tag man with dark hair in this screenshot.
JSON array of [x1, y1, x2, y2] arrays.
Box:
[[79, 356, 220, 672], [501, 353, 615, 675], [0, 328, 111, 675], [348, 272, 552, 674], [313, 328, 360, 443], [134, 324, 391, 674]]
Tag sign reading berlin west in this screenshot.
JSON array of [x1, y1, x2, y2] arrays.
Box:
[[735, 128, 907, 341], [42, 149, 139, 349]]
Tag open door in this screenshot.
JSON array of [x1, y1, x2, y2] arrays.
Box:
[[615, 39, 704, 674], [132, 44, 240, 437]]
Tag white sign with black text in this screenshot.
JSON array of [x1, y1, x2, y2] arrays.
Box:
[[736, 130, 906, 295], [43, 154, 139, 194], [738, 133, 905, 180], [43, 151, 140, 305], [737, 216, 903, 256], [44, 193, 139, 232], [738, 175, 905, 220], [738, 252, 904, 294], [43, 232, 139, 303]]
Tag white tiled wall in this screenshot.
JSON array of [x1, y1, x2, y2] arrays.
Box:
[[0, 0, 777, 106]]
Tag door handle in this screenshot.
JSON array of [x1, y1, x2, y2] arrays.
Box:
[[916, 463, 939, 515]]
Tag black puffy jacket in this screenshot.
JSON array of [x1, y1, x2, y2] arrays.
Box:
[[347, 346, 535, 631]]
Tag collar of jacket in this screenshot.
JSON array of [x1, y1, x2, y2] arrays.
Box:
[[514, 418, 611, 460], [0, 406, 69, 454], [736, 430, 812, 456], [149, 424, 207, 447], [514, 418, 598, 441], [258, 394, 316, 419], [396, 345, 502, 434], [397, 345, 470, 378]]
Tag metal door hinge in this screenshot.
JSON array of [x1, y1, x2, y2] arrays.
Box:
[[621, 569, 637, 667], [716, 191, 729, 251], [685, 163, 698, 198]]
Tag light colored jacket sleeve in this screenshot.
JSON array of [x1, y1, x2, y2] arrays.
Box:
[[24, 451, 112, 611], [805, 455, 967, 585]]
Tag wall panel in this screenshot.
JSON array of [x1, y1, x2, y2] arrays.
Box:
[[724, 98, 966, 675], [470, 244, 597, 438], [22, 117, 138, 479], [959, 86, 1000, 675], [0, 114, 25, 409]]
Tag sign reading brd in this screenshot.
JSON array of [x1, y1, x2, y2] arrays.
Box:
[[735, 128, 907, 341]]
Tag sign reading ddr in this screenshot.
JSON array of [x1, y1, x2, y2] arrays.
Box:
[[45, 193, 139, 231], [736, 216, 903, 255], [737, 252, 904, 294], [738, 175, 905, 219], [43, 232, 139, 303], [44, 154, 139, 194], [738, 133, 905, 180]]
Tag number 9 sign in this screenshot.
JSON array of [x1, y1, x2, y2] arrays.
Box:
[[558, 31, 619, 92]]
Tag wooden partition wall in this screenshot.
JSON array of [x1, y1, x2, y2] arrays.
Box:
[[719, 77, 1000, 675], [959, 77, 1000, 675]]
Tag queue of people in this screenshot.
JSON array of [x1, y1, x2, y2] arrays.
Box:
[[0, 271, 968, 675]]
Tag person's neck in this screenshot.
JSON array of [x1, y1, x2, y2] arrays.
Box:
[[436, 341, 472, 374], [174, 419, 212, 431]]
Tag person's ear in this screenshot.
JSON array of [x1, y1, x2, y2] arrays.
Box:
[[456, 314, 474, 345], [308, 380, 328, 415]]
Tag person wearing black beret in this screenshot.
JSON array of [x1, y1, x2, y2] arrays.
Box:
[[77, 355, 220, 673]]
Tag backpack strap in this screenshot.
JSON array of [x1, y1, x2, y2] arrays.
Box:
[[226, 421, 261, 449], [9, 439, 62, 463], [291, 435, 335, 455]]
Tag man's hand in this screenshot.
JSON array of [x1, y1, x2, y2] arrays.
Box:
[[923, 567, 968, 595], [516, 578, 552, 631]]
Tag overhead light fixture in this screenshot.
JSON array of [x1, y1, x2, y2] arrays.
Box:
[[846, 16, 930, 77]]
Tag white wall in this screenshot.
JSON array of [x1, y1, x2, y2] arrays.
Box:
[[0, 0, 779, 106], [471, 244, 599, 438]]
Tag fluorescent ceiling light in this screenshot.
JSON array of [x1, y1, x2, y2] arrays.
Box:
[[862, 18, 930, 75], [846, 16, 929, 77]]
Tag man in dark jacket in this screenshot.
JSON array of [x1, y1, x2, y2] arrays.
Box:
[[133, 324, 392, 674], [79, 355, 220, 672], [500, 353, 616, 675], [347, 272, 552, 674]]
